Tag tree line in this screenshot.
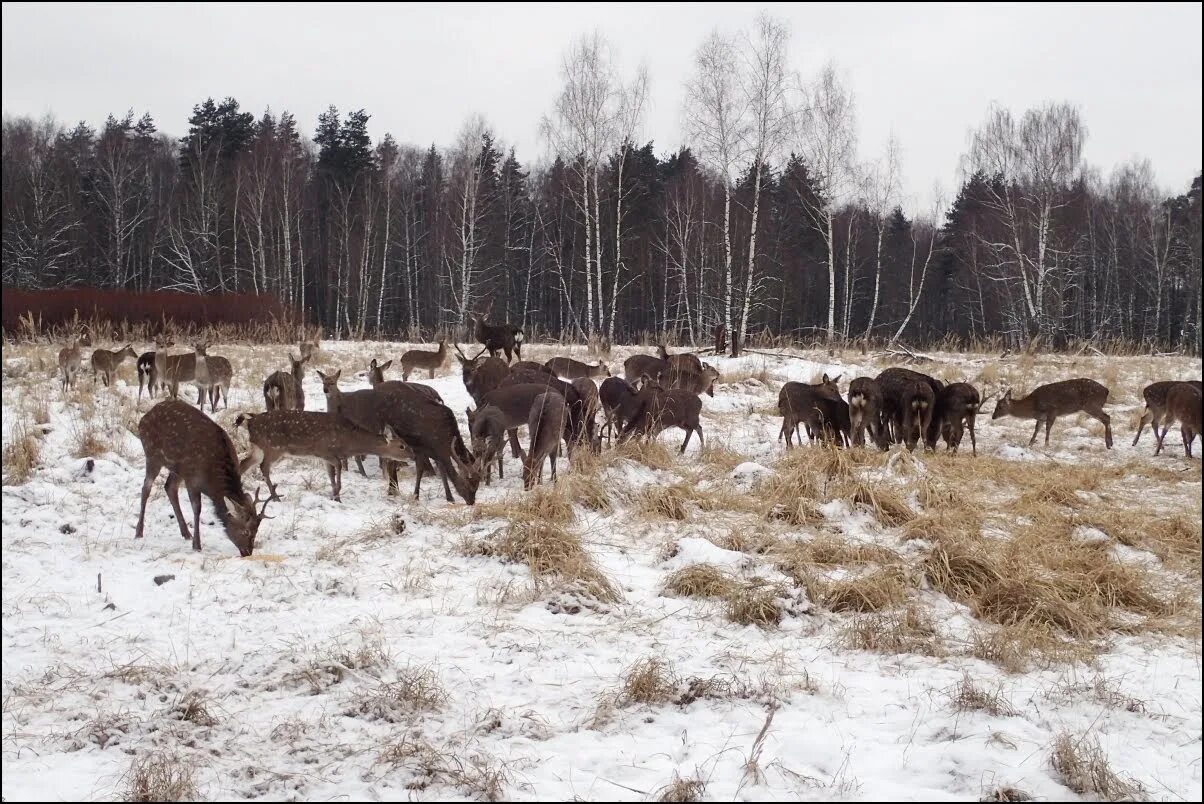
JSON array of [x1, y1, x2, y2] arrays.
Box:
[[3, 16, 1200, 352]]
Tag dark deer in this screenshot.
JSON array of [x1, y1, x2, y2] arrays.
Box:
[[1155, 382, 1202, 457], [58, 336, 82, 392], [162, 347, 198, 402], [570, 377, 601, 449], [235, 410, 413, 501], [668, 364, 720, 397], [1134, 380, 1203, 447], [134, 400, 270, 556], [799, 395, 852, 447], [927, 382, 981, 455], [599, 376, 643, 446], [91, 344, 137, 387], [457, 346, 511, 405], [499, 369, 586, 450], [991, 378, 1113, 448], [524, 391, 567, 489], [876, 367, 944, 445], [847, 377, 888, 449], [470, 383, 565, 464], [511, 360, 556, 375], [623, 353, 668, 385], [467, 405, 509, 484], [545, 356, 610, 381], [264, 353, 309, 411], [894, 380, 935, 451], [778, 375, 842, 447], [619, 379, 705, 454], [400, 339, 448, 380], [471, 299, 524, 363]]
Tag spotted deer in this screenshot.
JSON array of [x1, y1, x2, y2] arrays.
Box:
[[523, 391, 567, 489], [619, 377, 705, 454], [134, 400, 271, 556], [1134, 380, 1203, 448], [991, 378, 1113, 449], [57, 337, 82, 392], [90, 344, 137, 387], [400, 339, 448, 380], [1155, 382, 1202, 458], [136, 337, 174, 401], [264, 353, 309, 411]]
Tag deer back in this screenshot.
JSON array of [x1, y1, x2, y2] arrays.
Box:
[[623, 354, 667, 384], [1166, 383, 1203, 432]]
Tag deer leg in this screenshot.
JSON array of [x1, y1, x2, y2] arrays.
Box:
[[1183, 426, 1195, 458], [680, 426, 692, 454], [354, 455, 368, 477], [187, 485, 203, 552], [1043, 416, 1054, 446], [260, 457, 281, 501], [428, 367, 436, 380], [413, 455, 427, 499], [1029, 418, 1042, 446], [435, 458, 455, 502], [508, 428, 522, 459], [1155, 422, 1168, 455], [327, 462, 340, 502], [162, 472, 192, 542], [1092, 408, 1113, 449], [496, 447, 504, 481], [134, 463, 162, 540], [385, 458, 399, 496], [550, 444, 558, 482]]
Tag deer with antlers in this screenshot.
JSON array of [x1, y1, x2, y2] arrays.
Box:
[[470, 299, 524, 363]]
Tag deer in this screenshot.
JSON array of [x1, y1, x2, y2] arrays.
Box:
[[57, 336, 82, 393], [499, 369, 587, 450], [90, 344, 138, 387], [469, 383, 566, 466], [667, 364, 720, 397], [457, 346, 511, 405], [468, 404, 509, 484], [205, 353, 233, 412], [623, 353, 668, 385], [778, 375, 842, 447], [545, 356, 610, 381], [298, 328, 321, 362], [235, 410, 413, 502], [471, 299, 524, 363], [511, 360, 556, 375], [264, 353, 309, 411], [1134, 380, 1203, 447], [894, 380, 935, 451], [875, 367, 944, 445], [399, 339, 448, 380], [366, 358, 444, 402], [1155, 382, 1202, 457], [798, 394, 852, 447], [523, 391, 567, 489], [619, 377, 705, 454], [657, 344, 704, 377], [191, 343, 232, 413], [134, 399, 271, 556], [570, 377, 601, 449], [991, 378, 1113, 449], [847, 377, 888, 450], [162, 346, 199, 403], [599, 376, 644, 446], [136, 337, 174, 401], [927, 382, 981, 455]]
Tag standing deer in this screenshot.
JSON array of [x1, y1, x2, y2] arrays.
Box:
[[778, 375, 842, 447], [896, 380, 935, 451], [57, 337, 82, 392], [191, 343, 231, 413], [468, 405, 509, 484], [400, 339, 448, 380], [457, 347, 511, 405], [545, 356, 610, 381], [162, 346, 199, 403], [799, 395, 852, 447], [205, 353, 233, 411], [927, 382, 980, 454], [1134, 380, 1203, 447], [847, 377, 888, 449], [136, 337, 174, 401], [570, 377, 602, 449], [619, 378, 705, 454], [523, 391, 567, 489], [235, 410, 413, 501], [667, 364, 720, 397], [264, 353, 309, 411], [875, 367, 944, 445], [1155, 382, 1202, 457], [298, 328, 321, 362], [91, 344, 138, 387], [623, 353, 668, 385], [134, 400, 270, 556], [991, 378, 1113, 448], [471, 300, 524, 363], [599, 376, 643, 446]]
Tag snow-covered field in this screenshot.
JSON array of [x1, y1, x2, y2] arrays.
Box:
[[3, 339, 1201, 802]]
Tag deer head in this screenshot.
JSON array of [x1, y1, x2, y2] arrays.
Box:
[[225, 486, 272, 557], [991, 389, 1013, 420]]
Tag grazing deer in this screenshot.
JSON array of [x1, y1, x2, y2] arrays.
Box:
[[894, 380, 935, 451], [545, 356, 610, 381], [511, 360, 556, 375], [523, 391, 567, 489], [57, 337, 82, 393], [468, 405, 509, 484], [471, 383, 565, 464], [471, 299, 524, 363], [927, 382, 981, 455], [235, 410, 413, 501], [264, 353, 309, 411], [778, 375, 842, 447], [90, 344, 137, 387], [136, 337, 174, 401], [1155, 382, 1202, 457], [799, 395, 852, 447], [162, 346, 199, 403], [500, 369, 587, 450], [875, 367, 944, 445], [619, 378, 705, 454], [400, 339, 448, 380], [570, 377, 601, 450], [1134, 380, 1203, 447], [599, 376, 644, 445], [623, 353, 668, 385], [134, 400, 270, 556], [668, 364, 720, 397], [848, 377, 888, 450], [657, 344, 704, 377], [991, 378, 1113, 448], [457, 346, 511, 405]]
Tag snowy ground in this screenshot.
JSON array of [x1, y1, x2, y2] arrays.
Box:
[[2, 339, 1201, 802]]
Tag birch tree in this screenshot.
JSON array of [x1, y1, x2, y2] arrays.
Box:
[[862, 135, 900, 339]]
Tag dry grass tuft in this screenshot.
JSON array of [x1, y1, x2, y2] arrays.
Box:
[[555, 468, 613, 512], [638, 485, 692, 520], [617, 657, 681, 706], [924, 540, 1005, 601], [950, 675, 1018, 717], [779, 534, 900, 568], [376, 736, 510, 800], [169, 690, 218, 727], [655, 773, 707, 802], [1050, 732, 1142, 801], [71, 421, 110, 459], [839, 480, 915, 527], [614, 438, 675, 469], [815, 567, 910, 613], [2, 417, 42, 484], [980, 786, 1033, 802], [663, 564, 738, 599], [1077, 507, 1202, 573], [725, 580, 793, 628], [903, 509, 984, 543], [841, 606, 944, 656], [475, 484, 575, 525], [348, 665, 449, 722], [470, 520, 620, 603], [122, 751, 200, 802], [968, 623, 1097, 673]]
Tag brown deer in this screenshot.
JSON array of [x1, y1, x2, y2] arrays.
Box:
[[457, 346, 511, 405], [162, 346, 200, 403], [927, 382, 981, 455], [191, 343, 231, 413], [1155, 382, 1202, 457], [58, 337, 82, 392], [264, 353, 309, 411], [623, 353, 668, 385], [366, 359, 443, 402], [523, 391, 567, 489], [400, 339, 448, 380], [468, 405, 509, 484], [205, 354, 233, 411], [235, 410, 413, 501], [876, 367, 944, 445], [90, 344, 137, 387], [511, 360, 556, 375], [657, 344, 704, 377], [894, 380, 935, 451], [470, 383, 565, 464], [991, 378, 1113, 448], [599, 376, 643, 446], [667, 364, 720, 397], [136, 337, 174, 401], [471, 299, 524, 363], [570, 377, 601, 449], [778, 375, 842, 447], [134, 400, 270, 556], [545, 356, 610, 381], [847, 377, 888, 449], [1134, 380, 1203, 447], [499, 369, 587, 449], [799, 395, 852, 447], [619, 379, 705, 454]]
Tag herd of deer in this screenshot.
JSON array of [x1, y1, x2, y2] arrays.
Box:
[[49, 306, 1202, 558]]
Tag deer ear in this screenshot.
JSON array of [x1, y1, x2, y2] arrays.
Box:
[[381, 360, 392, 371], [383, 425, 397, 442], [832, 373, 842, 383], [333, 369, 341, 381], [370, 358, 378, 369], [822, 374, 831, 383]]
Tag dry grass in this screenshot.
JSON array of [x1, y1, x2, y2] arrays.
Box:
[[70, 421, 109, 459], [469, 520, 620, 604], [663, 564, 738, 599], [655, 773, 707, 802], [348, 665, 449, 723], [813, 567, 910, 613], [838, 480, 916, 527], [950, 675, 1018, 717], [776, 534, 900, 569], [613, 438, 675, 469], [638, 485, 692, 520], [475, 484, 575, 525], [169, 690, 218, 727], [968, 623, 1096, 673], [1050, 732, 1143, 801], [2, 415, 41, 484], [616, 657, 682, 706], [841, 606, 944, 656], [122, 751, 200, 802], [377, 736, 510, 800], [725, 579, 793, 627], [980, 786, 1033, 802], [903, 509, 984, 543], [1076, 507, 1202, 573]]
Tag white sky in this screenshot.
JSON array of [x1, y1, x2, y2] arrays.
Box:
[[3, 2, 1201, 211]]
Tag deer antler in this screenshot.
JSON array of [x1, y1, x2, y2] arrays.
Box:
[[471, 346, 488, 361], [253, 486, 275, 518]]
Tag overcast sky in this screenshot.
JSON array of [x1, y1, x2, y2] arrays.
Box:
[[3, 2, 1200, 211]]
